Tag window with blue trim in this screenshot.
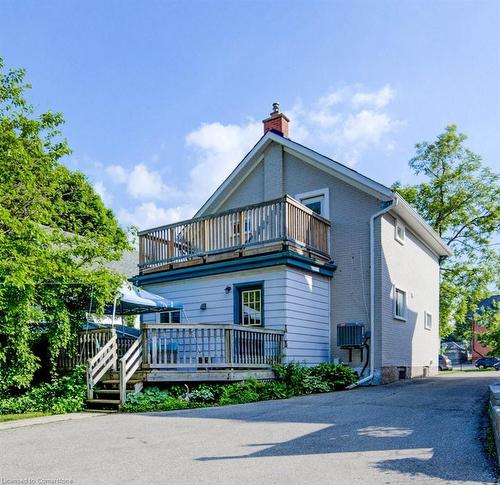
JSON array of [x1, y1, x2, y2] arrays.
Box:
[[234, 282, 264, 326]]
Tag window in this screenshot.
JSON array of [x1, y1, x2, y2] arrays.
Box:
[[241, 288, 262, 325], [394, 287, 407, 320], [395, 219, 406, 244], [295, 188, 330, 218], [424, 311, 432, 330], [159, 310, 181, 324], [234, 282, 263, 326]]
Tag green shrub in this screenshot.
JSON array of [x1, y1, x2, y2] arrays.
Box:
[[308, 363, 358, 390], [258, 381, 291, 400], [122, 362, 358, 412], [187, 384, 218, 404], [122, 387, 191, 413], [301, 374, 332, 394], [274, 362, 357, 394], [0, 365, 86, 415], [273, 362, 309, 394], [218, 379, 266, 405]]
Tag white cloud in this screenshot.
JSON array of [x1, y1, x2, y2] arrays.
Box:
[[107, 83, 402, 230], [93, 181, 112, 204], [185, 120, 261, 204], [106, 164, 128, 183], [106, 163, 180, 201], [289, 84, 402, 165], [127, 163, 179, 200], [352, 84, 395, 109], [118, 202, 196, 230]]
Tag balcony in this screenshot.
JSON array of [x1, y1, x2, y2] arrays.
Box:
[[138, 195, 331, 274]]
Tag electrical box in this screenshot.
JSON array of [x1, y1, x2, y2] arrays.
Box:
[[337, 322, 365, 348]]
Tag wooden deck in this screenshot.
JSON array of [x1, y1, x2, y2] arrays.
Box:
[[66, 325, 286, 405], [138, 195, 331, 274]]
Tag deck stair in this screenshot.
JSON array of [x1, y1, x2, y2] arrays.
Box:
[[86, 370, 144, 410], [85, 329, 144, 411]]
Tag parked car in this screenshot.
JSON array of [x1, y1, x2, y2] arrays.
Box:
[[494, 361, 500, 371], [475, 357, 500, 369], [439, 354, 453, 371]]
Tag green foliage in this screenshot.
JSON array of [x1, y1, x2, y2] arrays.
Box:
[[393, 125, 500, 337], [0, 58, 131, 392], [187, 384, 218, 404], [122, 363, 358, 412], [476, 301, 500, 356], [218, 379, 265, 405], [122, 387, 190, 413], [0, 365, 86, 415], [274, 362, 357, 394]]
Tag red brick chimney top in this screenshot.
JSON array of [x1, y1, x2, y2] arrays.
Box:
[[263, 102, 289, 137]]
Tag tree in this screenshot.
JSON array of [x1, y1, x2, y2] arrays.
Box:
[[476, 301, 500, 356], [393, 125, 500, 337], [0, 58, 131, 393]]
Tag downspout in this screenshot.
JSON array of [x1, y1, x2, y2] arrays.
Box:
[[347, 196, 397, 388]]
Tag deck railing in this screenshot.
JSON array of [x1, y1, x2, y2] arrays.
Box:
[[141, 323, 286, 369], [57, 328, 137, 369], [138, 195, 331, 272], [86, 331, 117, 399]]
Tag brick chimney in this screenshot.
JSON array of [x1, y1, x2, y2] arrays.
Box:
[[263, 102, 289, 137]]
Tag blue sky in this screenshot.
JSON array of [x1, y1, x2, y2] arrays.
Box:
[[1, 1, 499, 230]]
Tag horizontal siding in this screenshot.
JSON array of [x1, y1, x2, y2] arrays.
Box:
[[142, 265, 332, 366], [283, 269, 331, 365], [144, 267, 286, 327]]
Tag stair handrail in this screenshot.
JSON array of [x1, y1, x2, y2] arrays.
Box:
[[119, 335, 143, 404], [87, 331, 117, 400]]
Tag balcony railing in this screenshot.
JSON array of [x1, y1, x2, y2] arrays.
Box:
[[138, 195, 331, 272]]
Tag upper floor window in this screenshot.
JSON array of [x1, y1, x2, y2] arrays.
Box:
[[296, 188, 330, 219], [424, 311, 432, 330], [395, 219, 406, 244], [394, 287, 407, 321], [159, 310, 181, 324]]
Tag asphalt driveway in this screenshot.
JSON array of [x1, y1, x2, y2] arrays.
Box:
[[0, 373, 497, 485]]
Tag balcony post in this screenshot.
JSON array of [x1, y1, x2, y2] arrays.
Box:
[[239, 210, 245, 245]]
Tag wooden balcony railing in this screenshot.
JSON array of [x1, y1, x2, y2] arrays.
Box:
[[141, 323, 286, 369], [138, 195, 331, 272]]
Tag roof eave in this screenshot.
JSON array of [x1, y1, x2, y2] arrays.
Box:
[[392, 194, 453, 257]]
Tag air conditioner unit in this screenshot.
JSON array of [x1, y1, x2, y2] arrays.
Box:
[[337, 322, 365, 348]]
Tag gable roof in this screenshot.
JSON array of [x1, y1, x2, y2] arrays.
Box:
[[196, 131, 393, 216], [196, 130, 452, 257]]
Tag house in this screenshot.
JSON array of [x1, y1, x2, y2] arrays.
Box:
[[131, 104, 452, 385], [470, 295, 499, 360]]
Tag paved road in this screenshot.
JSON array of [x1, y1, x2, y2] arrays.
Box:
[[0, 373, 497, 485]]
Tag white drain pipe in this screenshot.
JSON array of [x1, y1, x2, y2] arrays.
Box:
[[347, 197, 397, 389]]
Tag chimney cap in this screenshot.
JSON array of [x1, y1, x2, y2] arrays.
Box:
[[271, 102, 280, 115]]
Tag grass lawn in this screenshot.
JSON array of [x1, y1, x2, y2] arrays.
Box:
[[0, 412, 49, 423], [441, 368, 498, 375]]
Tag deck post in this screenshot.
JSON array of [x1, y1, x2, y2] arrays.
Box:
[[119, 357, 126, 405], [86, 360, 94, 400]]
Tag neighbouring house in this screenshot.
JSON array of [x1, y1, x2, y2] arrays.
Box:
[[131, 104, 452, 385], [470, 295, 499, 360]]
